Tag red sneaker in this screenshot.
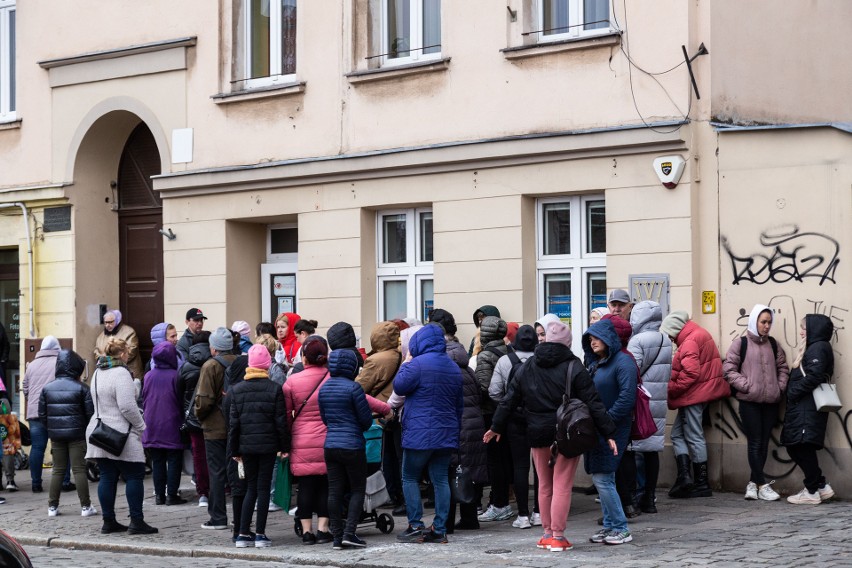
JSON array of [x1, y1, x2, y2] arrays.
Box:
[[548, 537, 573, 552], [536, 535, 553, 549]]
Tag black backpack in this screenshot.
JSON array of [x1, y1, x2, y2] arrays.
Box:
[[551, 360, 598, 462]]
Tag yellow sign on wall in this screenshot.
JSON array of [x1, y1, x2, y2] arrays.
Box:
[[702, 291, 716, 314]]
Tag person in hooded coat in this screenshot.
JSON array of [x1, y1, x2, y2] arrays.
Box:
[[38, 349, 95, 517], [533, 314, 560, 344], [141, 341, 187, 506], [723, 304, 789, 501], [468, 305, 501, 356], [486, 321, 616, 552], [626, 301, 672, 513], [23, 335, 62, 492], [582, 319, 637, 546], [176, 330, 212, 506], [275, 312, 303, 370], [489, 324, 541, 529], [781, 314, 836, 505]]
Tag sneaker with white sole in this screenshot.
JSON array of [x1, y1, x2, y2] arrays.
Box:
[[744, 481, 758, 500], [198, 496, 208, 507], [787, 487, 820, 505], [589, 528, 610, 543], [512, 515, 532, 529], [81, 505, 98, 517], [819, 483, 835, 501], [254, 534, 272, 548], [547, 536, 573, 551], [530, 512, 541, 526], [48, 506, 59, 517], [477, 504, 496, 521], [478, 504, 513, 522], [268, 502, 282, 512], [603, 530, 633, 545], [758, 481, 780, 501]]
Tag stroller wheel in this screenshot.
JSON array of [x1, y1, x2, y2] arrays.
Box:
[[294, 518, 303, 536], [377, 513, 394, 534]]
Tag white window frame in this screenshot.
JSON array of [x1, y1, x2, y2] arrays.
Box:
[[380, 0, 441, 68], [243, 0, 297, 89], [535, 0, 613, 44], [0, 1, 15, 122], [376, 208, 433, 321], [266, 223, 298, 263], [536, 195, 606, 353]]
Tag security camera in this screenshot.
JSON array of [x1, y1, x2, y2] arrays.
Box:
[[653, 155, 686, 189]]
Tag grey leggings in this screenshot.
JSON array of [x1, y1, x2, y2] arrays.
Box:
[[670, 403, 707, 462]]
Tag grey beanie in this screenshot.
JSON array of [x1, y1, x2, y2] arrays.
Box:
[[209, 326, 233, 352], [660, 311, 690, 340]]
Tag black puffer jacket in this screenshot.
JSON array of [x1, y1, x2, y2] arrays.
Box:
[[491, 342, 616, 447], [447, 339, 488, 484], [781, 314, 834, 449], [177, 343, 211, 430], [38, 350, 94, 441], [228, 368, 289, 456], [475, 316, 508, 415]]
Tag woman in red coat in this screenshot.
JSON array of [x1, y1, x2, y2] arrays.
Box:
[[660, 311, 729, 499]]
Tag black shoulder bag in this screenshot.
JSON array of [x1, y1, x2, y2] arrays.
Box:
[[88, 370, 132, 456]]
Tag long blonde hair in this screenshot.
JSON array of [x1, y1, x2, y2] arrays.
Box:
[[791, 317, 806, 370]]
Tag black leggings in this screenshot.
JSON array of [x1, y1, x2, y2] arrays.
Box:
[[738, 400, 779, 485], [483, 414, 512, 508], [786, 443, 825, 494], [506, 420, 538, 517], [297, 474, 329, 519], [240, 453, 276, 535]]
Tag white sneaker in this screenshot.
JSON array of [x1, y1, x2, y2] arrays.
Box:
[[744, 481, 758, 500], [819, 483, 835, 501], [530, 512, 542, 526], [787, 487, 820, 505], [757, 481, 780, 501], [81, 505, 98, 517], [477, 504, 497, 521], [512, 515, 532, 529], [268, 502, 282, 512], [198, 496, 208, 507], [48, 506, 59, 517]]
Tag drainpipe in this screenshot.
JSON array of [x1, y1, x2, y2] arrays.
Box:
[[0, 202, 36, 338]]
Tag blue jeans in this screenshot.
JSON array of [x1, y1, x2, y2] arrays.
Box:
[[29, 419, 48, 486], [97, 459, 146, 521], [148, 448, 183, 497], [592, 472, 628, 533], [402, 448, 452, 534]]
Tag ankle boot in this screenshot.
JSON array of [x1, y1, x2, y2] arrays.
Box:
[[127, 518, 159, 535], [639, 491, 657, 513], [689, 461, 712, 498], [668, 454, 693, 498], [101, 518, 129, 534]]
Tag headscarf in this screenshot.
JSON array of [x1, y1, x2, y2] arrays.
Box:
[[104, 309, 123, 335]]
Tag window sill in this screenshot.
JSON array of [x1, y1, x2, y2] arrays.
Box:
[[0, 119, 21, 131], [211, 81, 306, 105], [346, 57, 451, 84], [501, 32, 621, 61]]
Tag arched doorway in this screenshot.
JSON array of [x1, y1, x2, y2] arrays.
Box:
[[117, 123, 163, 366]]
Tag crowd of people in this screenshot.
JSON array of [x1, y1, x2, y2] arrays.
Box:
[[3, 293, 838, 550]]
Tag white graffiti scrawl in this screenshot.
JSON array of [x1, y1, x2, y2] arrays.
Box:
[[722, 225, 840, 286]]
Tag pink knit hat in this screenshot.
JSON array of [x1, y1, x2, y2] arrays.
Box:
[[546, 321, 573, 347], [248, 344, 271, 370]]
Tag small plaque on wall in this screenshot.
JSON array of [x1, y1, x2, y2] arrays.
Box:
[[43, 206, 72, 232]]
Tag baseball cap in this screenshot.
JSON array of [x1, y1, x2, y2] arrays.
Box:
[[186, 308, 208, 321], [608, 289, 632, 304]]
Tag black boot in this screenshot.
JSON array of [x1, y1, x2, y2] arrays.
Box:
[[392, 496, 407, 517], [668, 455, 693, 499], [624, 503, 641, 519], [166, 495, 187, 505], [127, 518, 159, 535], [689, 461, 712, 498], [101, 518, 129, 534], [155, 494, 166, 505], [639, 491, 657, 514]]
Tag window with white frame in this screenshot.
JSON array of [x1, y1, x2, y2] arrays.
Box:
[[537, 196, 606, 345], [377, 208, 433, 322], [536, 0, 610, 43], [0, 1, 15, 122], [381, 0, 441, 67], [240, 0, 297, 88]]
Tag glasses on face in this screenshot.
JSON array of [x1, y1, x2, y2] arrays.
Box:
[[103, 320, 115, 325]]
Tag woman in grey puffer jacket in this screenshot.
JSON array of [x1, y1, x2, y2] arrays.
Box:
[[626, 301, 672, 513]]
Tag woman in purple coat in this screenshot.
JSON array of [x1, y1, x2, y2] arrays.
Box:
[[141, 341, 187, 505]]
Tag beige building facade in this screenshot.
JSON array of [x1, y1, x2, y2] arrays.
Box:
[[0, 1, 850, 495]]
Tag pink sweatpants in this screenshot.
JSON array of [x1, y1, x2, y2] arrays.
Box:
[[530, 447, 580, 538]]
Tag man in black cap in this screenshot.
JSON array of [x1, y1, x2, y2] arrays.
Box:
[[177, 308, 208, 361]]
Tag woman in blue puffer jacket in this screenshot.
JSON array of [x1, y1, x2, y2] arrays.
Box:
[[319, 350, 390, 549], [582, 319, 638, 546]]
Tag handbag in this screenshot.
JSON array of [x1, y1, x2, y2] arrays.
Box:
[[807, 365, 842, 412], [364, 468, 391, 511], [87, 370, 131, 456], [271, 455, 293, 511], [551, 360, 598, 462], [631, 333, 664, 440], [450, 456, 476, 504]]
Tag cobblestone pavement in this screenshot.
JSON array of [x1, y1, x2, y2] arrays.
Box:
[[2, 472, 850, 567]]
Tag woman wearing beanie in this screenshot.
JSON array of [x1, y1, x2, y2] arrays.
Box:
[[723, 305, 789, 501], [230, 344, 289, 548], [661, 311, 729, 499], [488, 324, 541, 529], [283, 335, 332, 544], [319, 350, 391, 549], [781, 314, 836, 505], [327, 321, 365, 372], [485, 321, 616, 552], [582, 319, 637, 546], [231, 321, 253, 354]]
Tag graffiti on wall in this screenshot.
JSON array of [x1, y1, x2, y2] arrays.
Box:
[[721, 225, 840, 286]]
